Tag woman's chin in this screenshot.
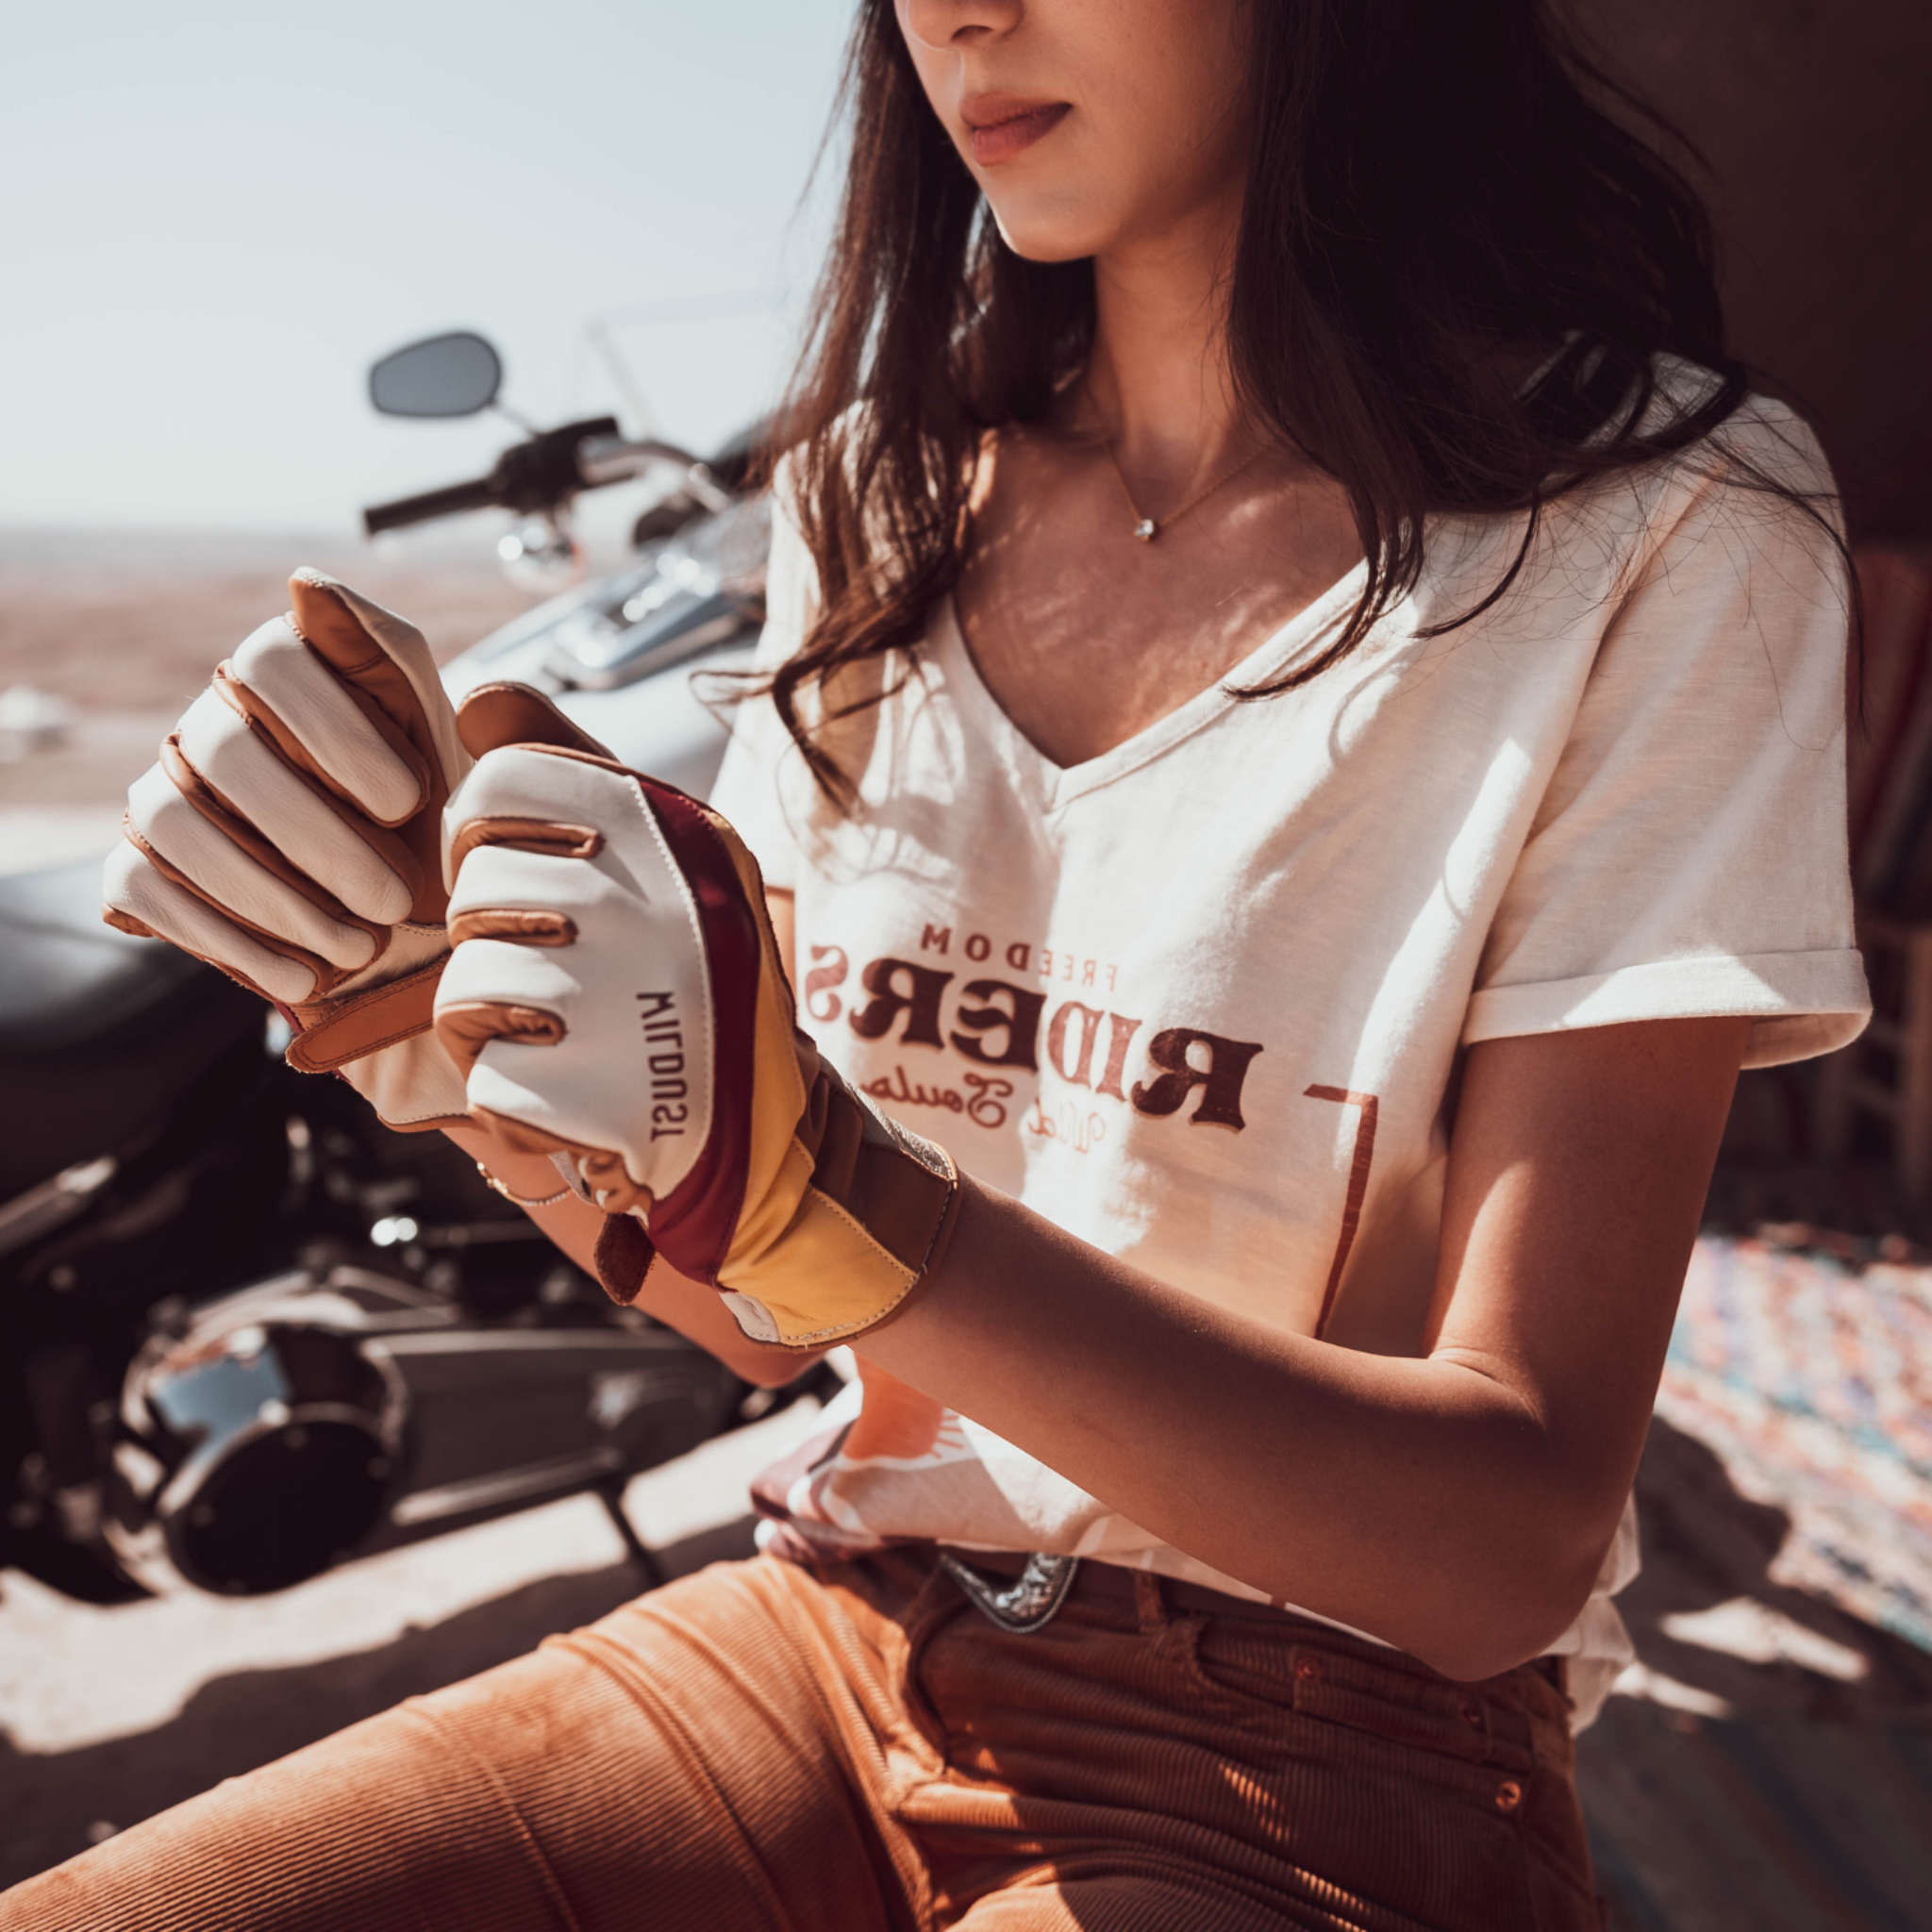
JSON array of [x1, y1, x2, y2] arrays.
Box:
[[984, 194, 1115, 267]]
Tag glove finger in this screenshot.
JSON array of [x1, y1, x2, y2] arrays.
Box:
[[176, 688, 413, 924], [445, 840, 627, 950], [290, 573, 465, 783], [434, 934, 577, 1074], [227, 616, 425, 824], [456, 680, 616, 762], [441, 756, 725, 1218], [448, 906, 576, 947], [103, 841, 317, 1004], [435, 926, 658, 1218], [126, 763, 378, 971], [290, 572, 469, 924], [152, 737, 391, 977], [466, 1091, 646, 1217]]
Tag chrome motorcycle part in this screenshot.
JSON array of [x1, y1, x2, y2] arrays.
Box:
[[0, 1155, 116, 1260], [108, 1263, 741, 1596], [113, 1282, 406, 1594], [497, 513, 583, 594], [576, 433, 723, 504], [541, 493, 770, 691]]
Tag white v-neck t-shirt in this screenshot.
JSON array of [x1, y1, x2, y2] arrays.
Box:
[[708, 388, 1869, 1727]]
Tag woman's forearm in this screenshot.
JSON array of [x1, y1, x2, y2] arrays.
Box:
[[858, 1177, 1591, 1677], [441, 1008, 1738, 1675], [441, 1123, 816, 1388], [858, 1017, 1744, 1679]]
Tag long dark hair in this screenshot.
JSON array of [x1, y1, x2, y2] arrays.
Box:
[[764, 0, 1787, 799]]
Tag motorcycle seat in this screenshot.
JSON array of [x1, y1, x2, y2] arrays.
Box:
[[0, 858, 263, 1198]]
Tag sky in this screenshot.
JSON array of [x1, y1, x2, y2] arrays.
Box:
[[0, 0, 854, 536]]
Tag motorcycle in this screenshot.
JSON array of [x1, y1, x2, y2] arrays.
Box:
[[0, 329, 825, 1606]]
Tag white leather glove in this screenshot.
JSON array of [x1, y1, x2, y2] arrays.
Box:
[[102, 570, 473, 1129], [434, 741, 960, 1348]]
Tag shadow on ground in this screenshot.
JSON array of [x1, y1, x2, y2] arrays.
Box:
[[1578, 1418, 1932, 1932], [0, 1517, 757, 1891]]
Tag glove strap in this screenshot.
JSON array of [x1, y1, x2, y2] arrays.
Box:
[[595, 1215, 658, 1305], [288, 958, 446, 1073]]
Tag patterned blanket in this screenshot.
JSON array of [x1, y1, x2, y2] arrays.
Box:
[[1663, 1236, 1932, 1651]]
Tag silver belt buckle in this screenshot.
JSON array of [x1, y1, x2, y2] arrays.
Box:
[[940, 1551, 1080, 1633]]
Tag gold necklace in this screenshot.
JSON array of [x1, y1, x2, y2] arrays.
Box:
[[1101, 436, 1268, 543]]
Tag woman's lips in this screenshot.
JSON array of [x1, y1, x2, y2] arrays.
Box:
[[964, 100, 1071, 167]]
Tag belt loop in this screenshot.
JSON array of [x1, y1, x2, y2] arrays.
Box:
[[1133, 1571, 1169, 1633]]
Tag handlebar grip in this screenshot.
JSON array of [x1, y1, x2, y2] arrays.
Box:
[[362, 476, 500, 537]]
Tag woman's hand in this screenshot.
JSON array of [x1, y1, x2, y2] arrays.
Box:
[[441, 867, 822, 1386], [101, 571, 475, 1129], [854, 1013, 1749, 1681], [432, 742, 960, 1348]]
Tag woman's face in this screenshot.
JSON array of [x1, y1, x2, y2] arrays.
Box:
[[894, 0, 1251, 263]]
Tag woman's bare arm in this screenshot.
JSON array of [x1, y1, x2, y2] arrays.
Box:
[[856, 1013, 1748, 1679]]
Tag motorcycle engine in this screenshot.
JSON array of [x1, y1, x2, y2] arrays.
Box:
[[111, 1282, 403, 1595], [106, 1260, 744, 1597]]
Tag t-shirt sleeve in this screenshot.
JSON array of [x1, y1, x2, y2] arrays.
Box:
[[1463, 409, 1871, 1070], [707, 464, 820, 893]]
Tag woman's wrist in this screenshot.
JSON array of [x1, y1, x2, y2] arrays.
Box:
[[443, 1121, 575, 1208], [474, 1161, 572, 1208]]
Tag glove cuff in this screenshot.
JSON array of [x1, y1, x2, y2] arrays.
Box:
[[288, 950, 468, 1131], [288, 955, 447, 1073], [714, 1067, 962, 1350], [337, 1026, 472, 1133]]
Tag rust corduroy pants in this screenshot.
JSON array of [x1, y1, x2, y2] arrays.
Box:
[[0, 1549, 1603, 1931]]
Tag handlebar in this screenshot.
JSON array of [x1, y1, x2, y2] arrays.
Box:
[[363, 476, 500, 536], [360, 418, 725, 539]]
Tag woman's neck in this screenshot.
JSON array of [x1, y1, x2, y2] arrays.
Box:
[[1073, 182, 1255, 487]]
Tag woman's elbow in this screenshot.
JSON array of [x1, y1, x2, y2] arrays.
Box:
[[1407, 1541, 1608, 1684]]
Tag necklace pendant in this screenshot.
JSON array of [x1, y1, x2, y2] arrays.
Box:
[[1132, 517, 1158, 542]]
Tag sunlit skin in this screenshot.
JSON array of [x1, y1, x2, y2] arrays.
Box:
[[902, 0, 1366, 769], [451, 0, 1751, 1679]]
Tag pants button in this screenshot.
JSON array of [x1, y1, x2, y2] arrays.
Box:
[[1494, 1779, 1523, 1813], [1293, 1657, 1322, 1683]]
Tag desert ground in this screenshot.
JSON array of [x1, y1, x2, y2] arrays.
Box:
[[0, 527, 532, 872]]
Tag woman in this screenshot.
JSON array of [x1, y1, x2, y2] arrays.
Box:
[[17, 1, 1867, 1927]]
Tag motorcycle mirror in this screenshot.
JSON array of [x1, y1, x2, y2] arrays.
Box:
[[368, 331, 503, 418]]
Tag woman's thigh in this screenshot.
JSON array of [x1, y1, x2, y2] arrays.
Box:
[[0, 1556, 920, 1932], [1, 1549, 1604, 1932], [898, 1577, 1602, 1932]]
